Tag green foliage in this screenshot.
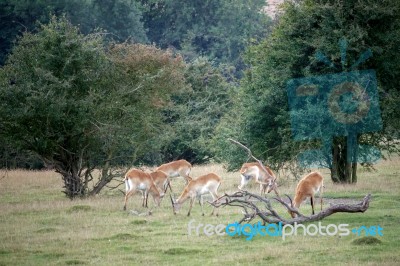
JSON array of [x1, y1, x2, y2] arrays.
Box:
[[0, 16, 185, 197], [103, 43, 185, 165], [1, 0, 271, 169], [0, 0, 147, 65], [215, 0, 400, 175], [81, 0, 148, 43], [140, 0, 271, 75], [0, 15, 107, 157], [0, 16, 110, 196], [160, 57, 232, 163]]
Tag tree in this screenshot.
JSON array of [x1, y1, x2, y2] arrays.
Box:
[[83, 0, 148, 43], [0, 16, 185, 198], [102, 42, 186, 168], [140, 0, 271, 75], [160, 57, 231, 163], [215, 0, 400, 182]]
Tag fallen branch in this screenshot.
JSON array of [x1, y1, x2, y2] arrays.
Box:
[[211, 190, 371, 225]]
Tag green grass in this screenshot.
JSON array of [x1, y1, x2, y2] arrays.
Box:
[[0, 159, 399, 265]]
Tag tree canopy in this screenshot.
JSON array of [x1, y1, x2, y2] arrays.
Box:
[[0, 16, 185, 197], [0, 0, 148, 65], [140, 0, 271, 73], [214, 0, 400, 182], [1, 0, 400, 199]]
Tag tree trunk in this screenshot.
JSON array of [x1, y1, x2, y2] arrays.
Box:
[[352, 162, 358, 183], [45, 153, 86, 199], [331, 136, 358, 184], [60, 167, 85, 199], [331, 141, 340, 183], [89, 151, 115, 196]]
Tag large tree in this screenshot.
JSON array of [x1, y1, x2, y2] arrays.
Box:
[[215, 0, 400, 182], [0, 16, 184, 198]]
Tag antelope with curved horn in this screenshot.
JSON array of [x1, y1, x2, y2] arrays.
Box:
[[149, 170, 171, 194], [123, 168, 163, 210], [171, 173, 221, 216], [238, 162, 279, 197], [287, 171, 324, 218]]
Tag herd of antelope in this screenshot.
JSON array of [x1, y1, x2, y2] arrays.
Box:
[[123, 159, 324, 217]]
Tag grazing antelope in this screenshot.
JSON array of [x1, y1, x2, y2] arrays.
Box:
[[123, 168, 163, 211], [156, 159, 192, 184], [149, 170, 171, 194], [287, 171, 324, 218], [238, 162, 280, 197], [171, 173, 221, 216]]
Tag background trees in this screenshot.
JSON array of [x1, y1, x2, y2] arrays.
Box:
[[0, 0, 270, 171], [160, 57, 231, 164], [0, 0, 148, 66], [139, 0, 271, 75], [215, 0, 400, 182], [1, 0, 400, 199], [0, 16, 184, 197]]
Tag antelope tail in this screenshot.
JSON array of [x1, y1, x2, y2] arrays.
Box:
[[125, 176, 130, 192]]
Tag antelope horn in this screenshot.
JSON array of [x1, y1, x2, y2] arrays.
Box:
[[164, 179, 171, 194], [285, 194, 293, 207], [169, 194, 175, 206]]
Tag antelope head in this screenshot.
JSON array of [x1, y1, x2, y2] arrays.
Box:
[[170, 194, 181, 215], [266, 176, 278, 193], [286, 194, 297, 218]]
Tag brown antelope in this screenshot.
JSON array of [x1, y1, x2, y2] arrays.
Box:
[[149, 170, 171, 194], [156, 159, 192, 184], [287, 171, 324, 218], [238, 162, 280, 197], [123, 168, 163, 211], [171, 173, 221, 216]]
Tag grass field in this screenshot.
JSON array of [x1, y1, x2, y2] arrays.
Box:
[[0, 157, 399, 265]]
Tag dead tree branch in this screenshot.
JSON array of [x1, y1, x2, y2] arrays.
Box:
[[211, 190, 371, 225], [228, 138, 272, 177]]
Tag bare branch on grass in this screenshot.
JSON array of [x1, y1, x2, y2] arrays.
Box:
[[211, 190, 371, 225]]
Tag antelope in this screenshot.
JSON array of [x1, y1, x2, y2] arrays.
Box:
[[156, 159, 192, 184], [123, 168, 163, 211], [287, 171, 324, 218], [238, 162, 280, 197], [171, 173, 221, 216], [149, 170, 171, 194]]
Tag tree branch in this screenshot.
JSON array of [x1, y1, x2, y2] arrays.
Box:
[[228, 138, 274, 182], [211, 191, 371, 225], [228, 138, 280, 197]]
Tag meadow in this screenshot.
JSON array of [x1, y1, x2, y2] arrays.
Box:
[[0, 157, 399, 265]]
